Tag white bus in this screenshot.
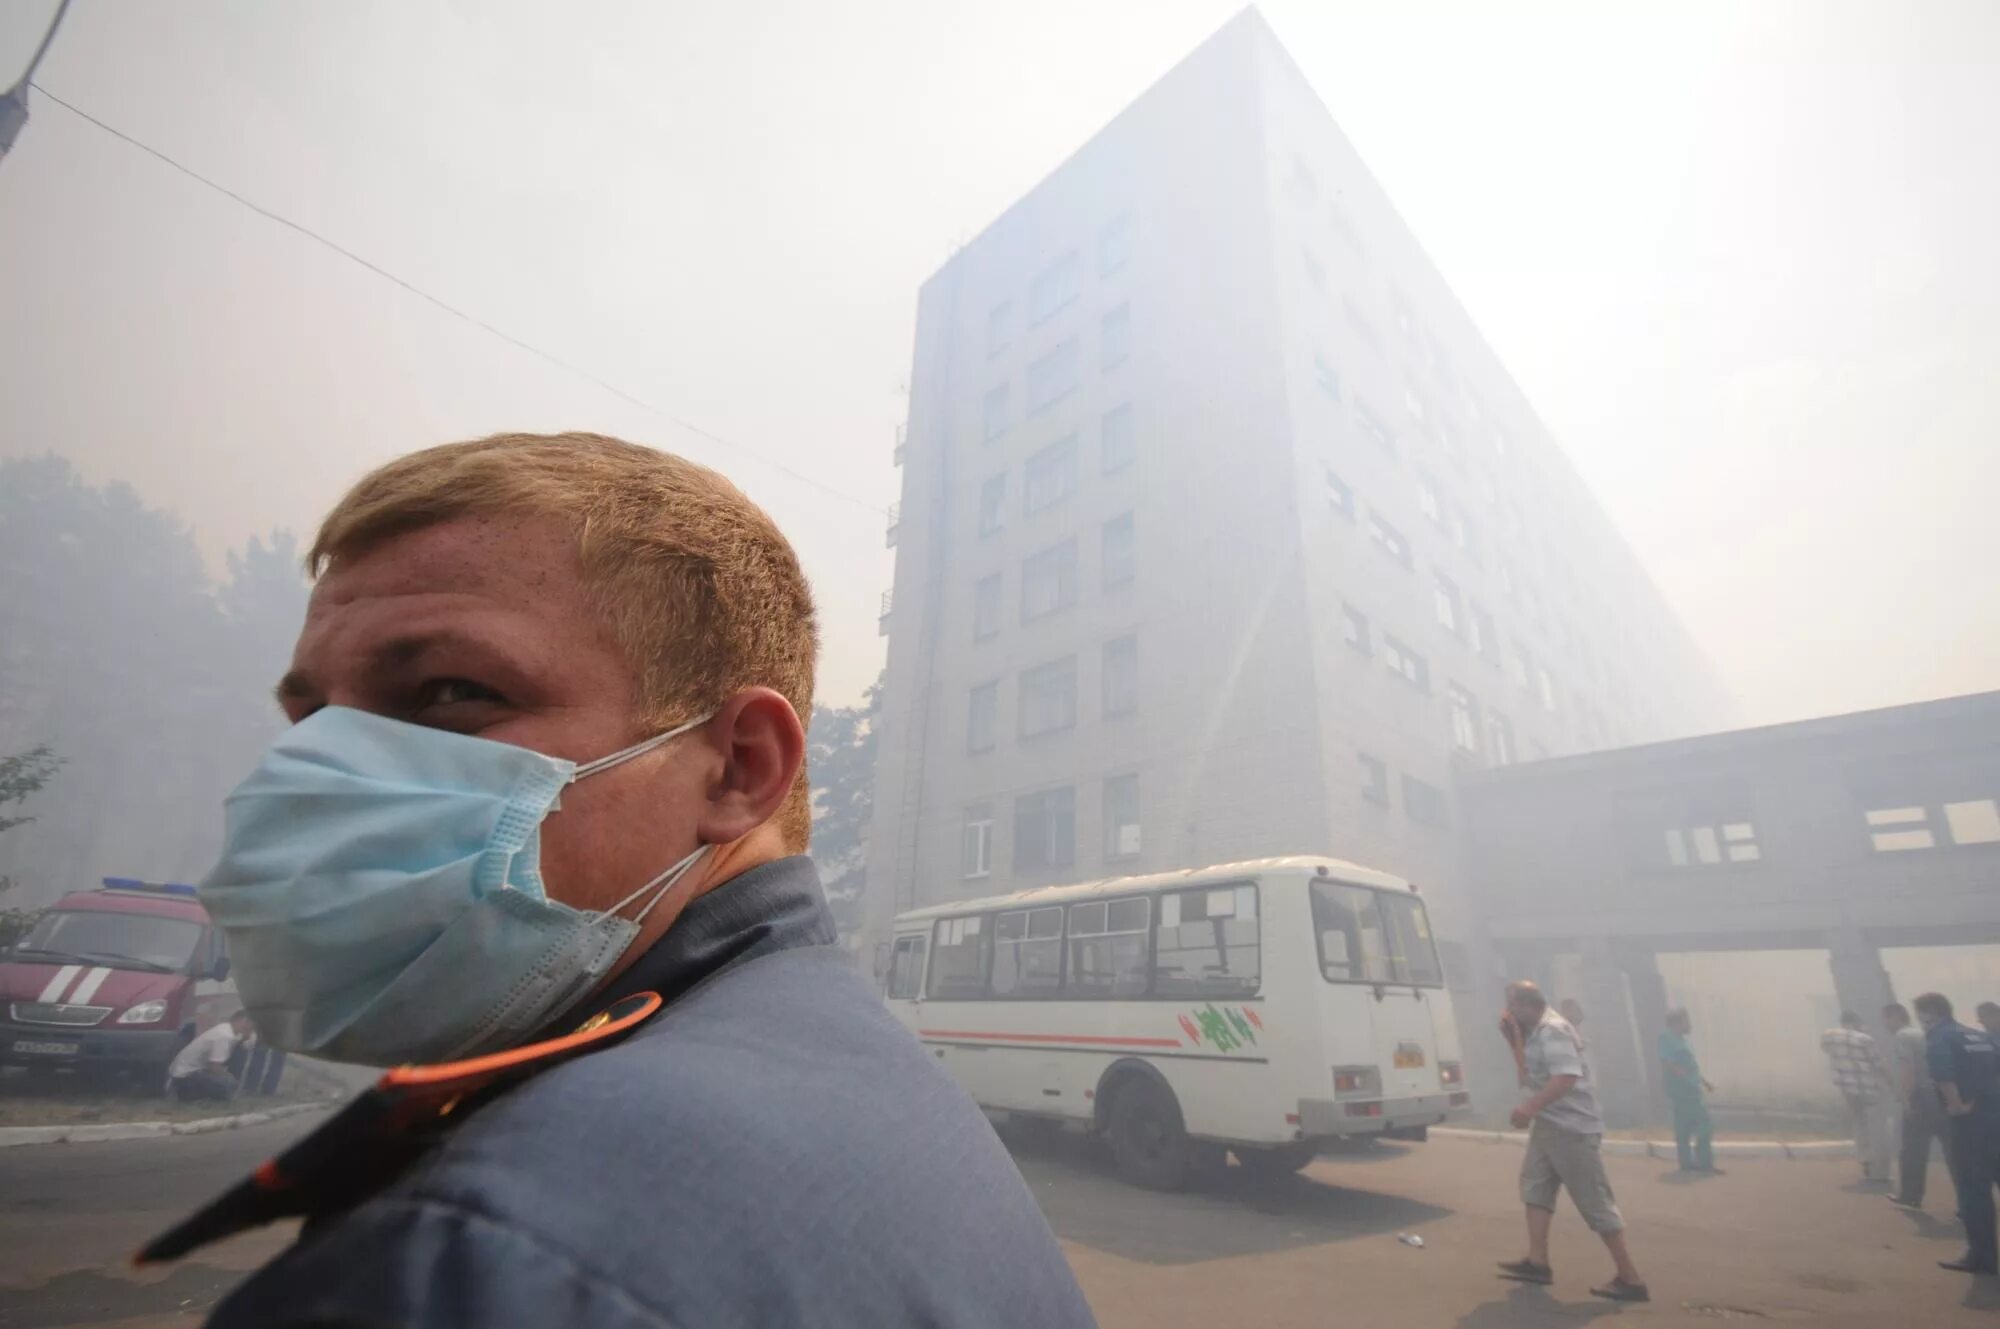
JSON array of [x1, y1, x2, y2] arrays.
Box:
[[885, 855, 1470, 1189]]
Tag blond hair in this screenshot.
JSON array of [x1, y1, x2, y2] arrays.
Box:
[[309, 433, 819, 848]]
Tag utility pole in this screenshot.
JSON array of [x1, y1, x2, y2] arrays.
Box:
[[1, 0, 74, 164]]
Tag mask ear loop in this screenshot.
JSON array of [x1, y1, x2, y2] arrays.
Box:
[[572, 712, 712, 783], [604, 844, 711, 923]]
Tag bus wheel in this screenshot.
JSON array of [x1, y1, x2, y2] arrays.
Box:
[[1234, 1140, 1318, 1180], [1108, 1077, 1192, 1191]]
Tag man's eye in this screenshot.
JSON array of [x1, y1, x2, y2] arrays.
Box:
[[421, 678, 503, 708]]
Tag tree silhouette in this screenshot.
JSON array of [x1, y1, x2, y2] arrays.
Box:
[[0, 457, 307, 905], [807, 675, 880, 936]]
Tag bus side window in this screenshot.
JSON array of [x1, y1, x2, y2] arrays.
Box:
[[927, 916, 991, 999], [1066, 898, 1149, 998], [1153, 883, 1260, 997], [887, 935, 928, 999]]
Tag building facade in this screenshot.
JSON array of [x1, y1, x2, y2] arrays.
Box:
[[863, 11, 1730, 1005]]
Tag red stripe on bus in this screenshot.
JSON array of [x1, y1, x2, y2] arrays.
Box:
[[920, 1029, 1183, 1048]]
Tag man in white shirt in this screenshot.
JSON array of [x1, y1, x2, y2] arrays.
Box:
[[166, 1011, 252, 1101], [1496, 981, 1650, 1303]]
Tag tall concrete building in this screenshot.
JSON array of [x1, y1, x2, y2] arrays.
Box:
[[863, 9, 1730, 992]]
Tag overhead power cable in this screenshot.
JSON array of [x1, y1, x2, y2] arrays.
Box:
[[27, 80, 889, 516]]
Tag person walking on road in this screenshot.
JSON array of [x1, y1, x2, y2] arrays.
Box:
[[1821, 1010, 1894, 1188], [165, 1010, 252, 1102], [1978, 1002, 2000, 1041], [1885, 1001, 1945, 1212], [1496, 981, 1651, 1303], [1659, 1008, 1721, 1176], [1915, 992, 2000, 1276]]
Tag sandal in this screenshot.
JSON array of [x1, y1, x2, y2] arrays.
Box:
[[1496, 1259, 1554, 1285], [1591, 1278, 1651, 1303]]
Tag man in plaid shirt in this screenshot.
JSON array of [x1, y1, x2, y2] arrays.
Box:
[[1822, 1010, 1894, 1187]]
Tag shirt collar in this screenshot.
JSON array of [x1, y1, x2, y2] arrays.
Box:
[[599, 855, 837, 1011]]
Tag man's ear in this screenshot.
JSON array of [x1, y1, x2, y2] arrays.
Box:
[[694, 687, 805, 846]]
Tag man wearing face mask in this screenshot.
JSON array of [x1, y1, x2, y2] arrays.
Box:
[[144, 434, 1096, 1328]]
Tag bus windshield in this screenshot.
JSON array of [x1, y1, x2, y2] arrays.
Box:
[[1308, 881, 1442, 987]]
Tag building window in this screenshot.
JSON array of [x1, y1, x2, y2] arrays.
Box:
[[886, 934, 927, 999], [1019, 656, 1077, 738], [1030, 251, 1080, 325], [1100, 303, 1132, 369], [1433, 571, 1461, 636], [1368, 511, 1413, 569], [1666, 822, 1760, 866], [1101, 512, 1135, 588], [1404, 383, 1427, 422], [1288, 155, 1319, 202], [1946, 799, 2000, 845], [1326, 470, 1355, 519], [1026, 340, 1080, 415], [1154, 884, 1259, 998], [977, 473, 1006, 537], [966, 681, 998, 754], [1021, 539, 1078, 622], [1866, 807, 1934, 852], [1342, 297, 1379, 353], [1342, 603, 1372, 655], [1535, 664, 1556, 713], [992, 906, 1065, 996], [972, 573, 1002, 641], [1453, 508, 1481, 566], [1448, 683, 1480, 754], [1403, 775, 1451, 827], [986, 301, 1012, 358], [1103, 773, 1140, 859], [1067, 897, 1149, 997], [1098, 213, 1133, 277], [1356, 400, 1396, 451], [982, 384, 1010, 442], [1303, 248, 1327, 290], [1359, 753, 1391, 806], [1102, 634, 1138, 717], [1313, 352, 1341, 401], [926, 915, 990, 999], [1469, 602, 1498, 663], [1329, 197, 1365, 254], [1101, 401, 1136, 472], [961, 805, 994, 878], [1484, 709, 1515, 765], [1014, 787, 1076, 872], [1024, 435, 1079, 514], [1384, 635, 1429, 691], [1509, 642, 1531, 689], [1417, 470, 1443, 525]]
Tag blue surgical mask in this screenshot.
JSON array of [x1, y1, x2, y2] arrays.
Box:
[[200, 705, 711, 1067]]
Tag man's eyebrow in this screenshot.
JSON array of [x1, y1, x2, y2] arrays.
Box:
[[366, 630, 503, 670]]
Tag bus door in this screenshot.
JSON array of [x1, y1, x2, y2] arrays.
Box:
[[1313, 882, 1445, 1100]]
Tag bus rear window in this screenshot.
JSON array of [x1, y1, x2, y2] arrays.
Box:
[[1309, 881, 1442, 987]]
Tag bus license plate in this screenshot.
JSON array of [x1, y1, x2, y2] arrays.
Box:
[[1393, 1044, 1426, 1069], [11, 1040, 79, 1057]]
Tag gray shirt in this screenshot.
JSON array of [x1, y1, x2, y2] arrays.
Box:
[[1524, 1010, 1606, 1136], [206, 856, 1095, 1328], [1893, 1024, 1936, 1103]]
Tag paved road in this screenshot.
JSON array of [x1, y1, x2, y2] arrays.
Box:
[[1, 1118, 1991, 1327]]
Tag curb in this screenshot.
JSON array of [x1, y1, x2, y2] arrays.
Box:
[[0, 1099, 332, 1148], [1432, 1126, 1853, 1159]]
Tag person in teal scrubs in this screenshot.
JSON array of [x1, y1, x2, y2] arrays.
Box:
[[1659, 1008, 1721, 1175]]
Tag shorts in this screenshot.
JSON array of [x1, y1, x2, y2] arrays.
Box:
[[1520, 1118, 1624, 1233]]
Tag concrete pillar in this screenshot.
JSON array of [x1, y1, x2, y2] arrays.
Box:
[[1621, 948, 1672, 1125], [1577, 937, 1648, 1128], [1827, 925, 1897, 1048]]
